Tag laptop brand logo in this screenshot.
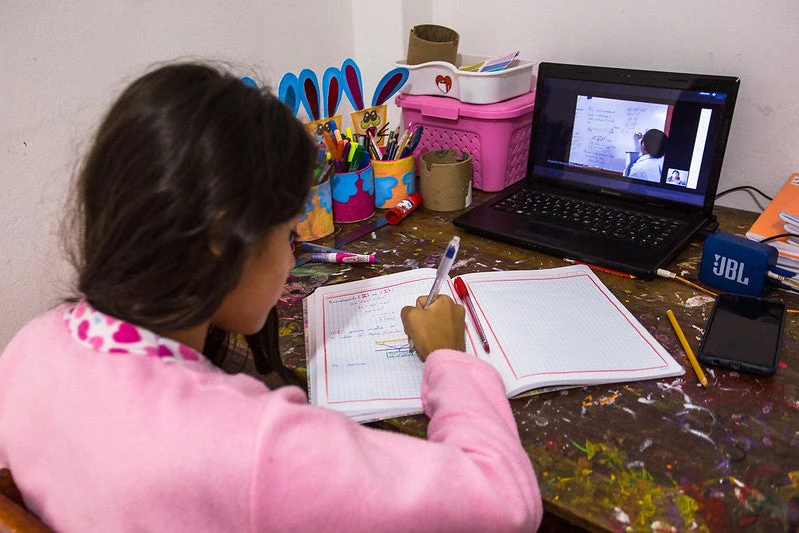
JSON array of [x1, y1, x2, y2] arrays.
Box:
[[712, 254, 750, 285], [599, 188, 622, 197]]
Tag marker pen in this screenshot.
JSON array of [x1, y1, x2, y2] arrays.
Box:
[[309, 253, 378, 264]]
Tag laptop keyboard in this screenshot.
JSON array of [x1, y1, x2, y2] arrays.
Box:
[[491, 189, 684, 247]]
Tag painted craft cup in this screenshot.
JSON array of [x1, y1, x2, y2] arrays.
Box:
[[372, 155, 416, 209], [295, 178, 334, 242], [331, 163, 375, 223]]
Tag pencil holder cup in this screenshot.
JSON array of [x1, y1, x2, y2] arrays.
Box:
[[406, 24, 459, 65], [420, 149, 473, 211], [331, 163, 375, 223], [295, 177, 334, 241], [372, 155, 416, 209], [350, 105, 387, 145]]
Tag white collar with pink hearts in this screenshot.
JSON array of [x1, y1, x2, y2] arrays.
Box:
[[64, 299, 210, 366]]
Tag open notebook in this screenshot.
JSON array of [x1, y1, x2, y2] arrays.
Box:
[[304, 265, 684, 423]]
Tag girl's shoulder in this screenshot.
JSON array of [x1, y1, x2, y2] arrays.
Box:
[[2, 304, 72, 356]]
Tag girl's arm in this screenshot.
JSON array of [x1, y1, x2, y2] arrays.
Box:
[[249, 349, 542, 533]]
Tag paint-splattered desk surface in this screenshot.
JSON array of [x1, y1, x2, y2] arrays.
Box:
[[279, 196, 799, 533]]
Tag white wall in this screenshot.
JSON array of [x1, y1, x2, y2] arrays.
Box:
[[2, 0, 798, 348], [425, 0, 799, 210], [0, 1, 357, 349]]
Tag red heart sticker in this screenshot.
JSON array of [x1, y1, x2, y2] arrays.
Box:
[[435, 75, 452, 94]]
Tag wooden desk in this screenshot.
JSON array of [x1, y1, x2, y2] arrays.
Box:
[[279, 196, 799, 533]]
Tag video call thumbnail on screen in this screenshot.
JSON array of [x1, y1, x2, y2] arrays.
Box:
[[532, 77, 730, 206]]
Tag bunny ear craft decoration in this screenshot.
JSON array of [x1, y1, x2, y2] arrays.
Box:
[[281, 60, 406, 147], [240, 76, 259, 88], [277, 72, 300, 116], [340, 58, 365, 111], [371, 67, 409, 107], [339, 58, 386, 145], [322, 67, 343, 119], [291, 68, 343, 143], [298, 68, 322, 121]]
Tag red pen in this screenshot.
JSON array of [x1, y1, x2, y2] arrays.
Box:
[[453, 277, 491, 353], [562, 258, 637, 279]]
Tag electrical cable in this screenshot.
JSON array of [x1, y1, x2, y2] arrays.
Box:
[[715, 185, 773, 202], [656, 268, 718, 297], [758, 232, 799, 244], [706, 184, 799, 313], [766, 272, 799, 313], [657, 268, 799, 313]]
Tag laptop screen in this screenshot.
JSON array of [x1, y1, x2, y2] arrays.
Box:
[[529, 63, 740, 211]]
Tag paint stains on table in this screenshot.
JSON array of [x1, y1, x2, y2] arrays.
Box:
[[276, 202, 799, 532]]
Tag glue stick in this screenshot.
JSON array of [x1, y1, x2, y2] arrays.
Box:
[[385, 192, 423, 225]]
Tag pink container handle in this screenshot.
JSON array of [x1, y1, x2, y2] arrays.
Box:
[[421, 102, 461, 121]]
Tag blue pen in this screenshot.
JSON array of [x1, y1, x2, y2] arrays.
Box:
[[327, 120, 344, 143], [408, 235, 461, 354], [383, 138, 397, 161], [400, 125, 424, 159], [301, 242, 352, 254], [423, 236, 460, 309]]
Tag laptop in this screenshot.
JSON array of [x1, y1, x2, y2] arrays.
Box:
[[453, 62, 740, 280]]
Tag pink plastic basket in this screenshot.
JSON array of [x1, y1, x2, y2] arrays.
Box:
[[395, 90, 535, 192]]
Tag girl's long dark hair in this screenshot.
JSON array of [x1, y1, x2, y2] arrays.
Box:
[[66, 62, 315, 376]]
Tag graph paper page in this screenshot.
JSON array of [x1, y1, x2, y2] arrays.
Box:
[[460, 265, 682, 394], [308, 268, 463, 409]]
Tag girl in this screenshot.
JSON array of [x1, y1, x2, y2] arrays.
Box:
[[0, 62, 541, 532]]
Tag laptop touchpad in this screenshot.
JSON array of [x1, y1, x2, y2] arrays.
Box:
[[515, 221, 578, 242]]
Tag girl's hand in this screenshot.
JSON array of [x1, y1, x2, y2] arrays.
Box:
[[400, 295, 466, 361]]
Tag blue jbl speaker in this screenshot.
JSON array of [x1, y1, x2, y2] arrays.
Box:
[[699, 231, 777, 296]]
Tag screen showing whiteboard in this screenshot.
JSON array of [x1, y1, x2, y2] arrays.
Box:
[[529, 64, 740, 208], [568, 96, 668, 173]]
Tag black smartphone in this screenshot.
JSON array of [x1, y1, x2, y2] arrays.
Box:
[[698, 293, 786, 376]]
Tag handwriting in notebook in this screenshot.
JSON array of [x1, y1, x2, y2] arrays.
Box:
[[323, 279, 433, 403]]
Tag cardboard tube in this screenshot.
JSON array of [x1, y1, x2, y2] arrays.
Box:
[[406, 24, 459, 65], [419, 150, 473, 211]]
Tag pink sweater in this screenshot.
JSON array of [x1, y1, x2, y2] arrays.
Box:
[[0, 304, 541, 532]]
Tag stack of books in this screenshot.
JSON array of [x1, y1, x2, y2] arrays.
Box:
[[746, 173, 799, 275]]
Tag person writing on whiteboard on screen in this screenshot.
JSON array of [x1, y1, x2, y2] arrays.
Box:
[[624, 128, 667, 182]]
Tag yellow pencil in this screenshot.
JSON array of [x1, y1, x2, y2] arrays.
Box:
[[666, 310, 708, 387]]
